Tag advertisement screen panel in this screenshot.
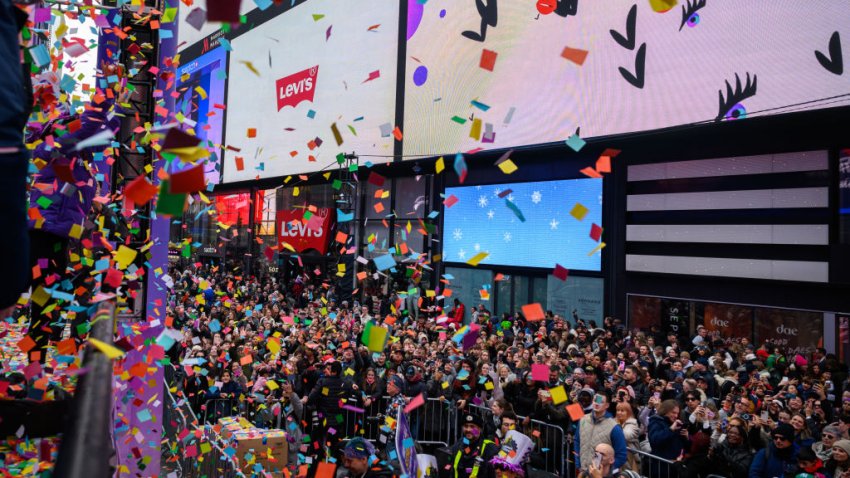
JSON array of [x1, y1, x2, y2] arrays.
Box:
[[443, 178, 602, 270], [403, 2, 850, 156], [222, 0, 399, 182], [175, 47, 228, 184]]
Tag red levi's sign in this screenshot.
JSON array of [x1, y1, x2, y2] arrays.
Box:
[[276, 65, 319, 110], [277, 208, 334, 255]]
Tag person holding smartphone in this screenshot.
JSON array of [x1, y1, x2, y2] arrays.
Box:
[[577, 444, 616, 478], [574, 391, 628, 473]]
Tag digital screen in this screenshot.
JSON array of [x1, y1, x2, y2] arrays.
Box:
[[221, 0, 399, 182], [443, 178, 602, 270], [175, 47, 227, 184], [403, 2, 850, 156]]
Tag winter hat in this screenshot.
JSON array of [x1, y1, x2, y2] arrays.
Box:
[[772, 423, 795, 442], [489, 430, 535, 476], [833, 439, 850, 457], [388, 374, 405, 391], [343, 437, 375, 459], [822, 424, 841, 437]]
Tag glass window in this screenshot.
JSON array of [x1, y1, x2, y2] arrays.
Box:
[[532, 277, 548, 312], [394, 176, 428, 215], [362, 179, 390, 219], [513, 275, 529, 313], [361, 221, 391, 258], [495, 276, 512, 317]]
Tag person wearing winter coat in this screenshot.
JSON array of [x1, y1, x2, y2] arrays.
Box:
[[748, 423, 799, 478], [709, 423, 754, 478], [615, 401, 642, 473], [648, 400, 690, 477]]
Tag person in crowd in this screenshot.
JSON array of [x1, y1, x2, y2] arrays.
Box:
[[748, 423, 799, 478], [339, 437, 398, 478], [826, 439, 850, 478], [577, 443, 617, 478], [648, 399, 689, 477], [575, 391, 628, 472], [813, 423, 841, 462], [449, 413, 498, 478], [489, 429, 535, 478], [614, 401, 641, 472], [795, 446, 828, 478], [303, 360, 356, 456], [709, 422, 754, 478]]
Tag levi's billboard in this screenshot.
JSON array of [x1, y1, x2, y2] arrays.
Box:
[[276, 208, 334, 255], [276, 66, 318, 110]]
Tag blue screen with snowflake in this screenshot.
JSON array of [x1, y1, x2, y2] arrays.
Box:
[[442, 178, 603, 270]]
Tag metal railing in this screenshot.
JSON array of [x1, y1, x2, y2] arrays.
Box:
[[163, 365, 245, 478], [627, 447, 679, 478], [203, 398, 244, 424], [54, 301, 116, 478]]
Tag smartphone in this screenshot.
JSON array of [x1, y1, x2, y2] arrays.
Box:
[[593, 452, 602, 469], [653, 392, 661, 399], [760, 411, 769, 421]]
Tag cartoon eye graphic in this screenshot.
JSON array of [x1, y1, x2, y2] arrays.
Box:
[[716, 72, 757, 122], [679, 0, 707, 31]]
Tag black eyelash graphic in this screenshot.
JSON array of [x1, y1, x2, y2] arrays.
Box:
[[679, 0, 707, 31], [716, 72, 757, 122]]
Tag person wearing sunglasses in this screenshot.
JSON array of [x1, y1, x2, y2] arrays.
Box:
[[814, 424, 841, 461], [748, 423, 799, 478]]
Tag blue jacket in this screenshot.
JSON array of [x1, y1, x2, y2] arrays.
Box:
[[647, 414, 689, 460], [28, 97, 117, 238], [748, 442, 799, 478], [574, 411, 628, 470]]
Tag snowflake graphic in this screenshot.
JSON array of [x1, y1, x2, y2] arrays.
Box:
[[478, 195, 489, 208], [474, 243, 481, 252], [531, 191, 542, 204], [452, 228, 463, 241], [458, 248, 466, 260], [503, 232, 512, 242], [487, 210, 495, 220], [506, 194, 515, 203], [549, 218, 559, 230], [493, 188, 502, 198]]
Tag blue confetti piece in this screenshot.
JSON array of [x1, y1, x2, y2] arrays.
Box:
[[565, 133, 586, 152]]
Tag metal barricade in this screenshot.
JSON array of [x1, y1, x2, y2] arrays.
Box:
[[628, 447, 679, 478], [203, 398, 243, 424], [525, 419, 567, 478], [418, 397, 456, 447]]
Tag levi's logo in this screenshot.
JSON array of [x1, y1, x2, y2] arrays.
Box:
[[276, 66, 318, 110]]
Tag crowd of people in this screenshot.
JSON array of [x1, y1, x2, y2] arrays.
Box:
[[165, 262, 850, 478]]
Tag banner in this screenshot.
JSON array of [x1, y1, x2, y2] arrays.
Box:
[[702, 303, 753, 341], [754, 308, 823, 357], [396, 408, 418, 478], [276, 208, 334, 255]]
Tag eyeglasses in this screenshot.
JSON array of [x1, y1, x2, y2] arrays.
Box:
[[687, 397, 700, 402], [824, 434, 836, 440], [773, 436, 790, 442]]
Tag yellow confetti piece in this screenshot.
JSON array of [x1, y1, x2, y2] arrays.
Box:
[[194, 86, 208, 100], [466, 251, 489, 266], [240, 60, 261, 76], [569, 203, 589, 221], [115, 245, 138, 270], [435, 156, 445, 174], [266, 380, 279, 391], [497, 159, 518, 174], [88, 337, 125, 360], [588, 242, 606, 256], [550, 385, 568, 405]]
